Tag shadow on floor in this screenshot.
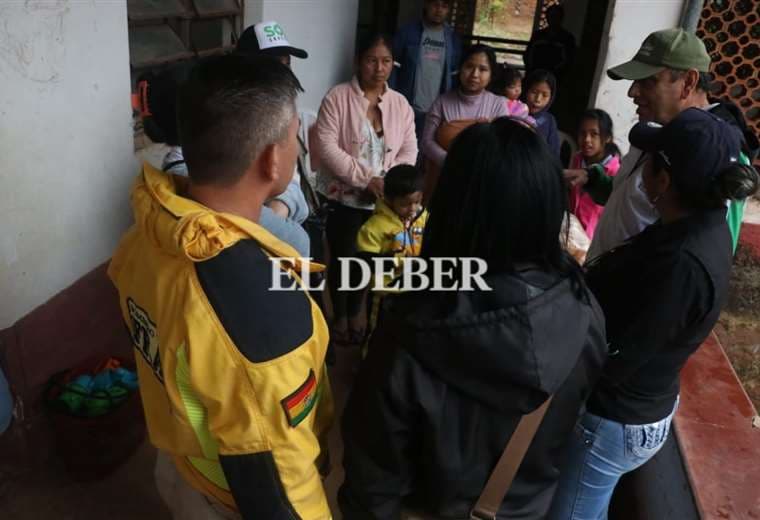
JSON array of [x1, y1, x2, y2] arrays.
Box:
[[1, 345, 361, 520]]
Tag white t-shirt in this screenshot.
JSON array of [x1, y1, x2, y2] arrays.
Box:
[[586, 147, 656, 261]]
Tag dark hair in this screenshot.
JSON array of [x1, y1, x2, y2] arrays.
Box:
[[669, 69, 713, 92], [422, 117, 585, 292], [489, 63, 523, 95], [384, 165, 424, 200], [653, 157, 759, 210], [460, 44, 498, 79], [578, 109, 621, 158], [355, 33, 393, 61], [177, 54, 303, 186], [135, 68, 184, 146], [523, 68, 557, 97]]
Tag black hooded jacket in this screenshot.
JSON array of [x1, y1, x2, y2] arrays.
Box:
[[339, 269, 607, 519], [709, 97, 760, 162]]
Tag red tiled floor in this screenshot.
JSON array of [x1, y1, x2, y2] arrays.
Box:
[[675, 333, 760, 519], [740, 223, 760, 259]]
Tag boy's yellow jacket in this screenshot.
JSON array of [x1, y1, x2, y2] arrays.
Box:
[[356, 199, 428, 258], [108, 164, 333, 519]]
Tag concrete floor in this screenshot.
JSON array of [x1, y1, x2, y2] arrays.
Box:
[[0, 345, 360, 520], [2, 440, 170, 519]]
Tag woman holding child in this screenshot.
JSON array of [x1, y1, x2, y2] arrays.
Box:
[[314, 34, 418, 345], [339, 117, 608, 519]]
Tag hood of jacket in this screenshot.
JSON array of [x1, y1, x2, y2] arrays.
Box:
[[709, 99, 760, 161], [524, 76, 557, 122], [110, 163, 317, 277], [383, 269, 599, 414]]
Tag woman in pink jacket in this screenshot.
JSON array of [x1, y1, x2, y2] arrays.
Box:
[[314, 33, 418, 345]]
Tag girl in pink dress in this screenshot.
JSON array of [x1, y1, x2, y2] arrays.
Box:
[[569, 109, 621, 239], [490, 63, 536, 126]]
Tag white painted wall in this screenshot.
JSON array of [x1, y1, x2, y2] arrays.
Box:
[[590, 0, 685, 154], [246, 0, 360, 112], [0, 1, 135, 329]]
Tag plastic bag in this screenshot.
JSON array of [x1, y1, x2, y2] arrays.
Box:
[[562, 212, 591, 265]]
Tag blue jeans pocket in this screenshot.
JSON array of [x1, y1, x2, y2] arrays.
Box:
[[624, 417, 671, 461]]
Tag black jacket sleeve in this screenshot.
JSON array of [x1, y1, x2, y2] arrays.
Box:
[[219, 453, 300, 520], [339, 324, 418, 519]]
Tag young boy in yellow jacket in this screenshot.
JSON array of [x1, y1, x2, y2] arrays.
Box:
[[108, 55, 333, 520], [356, 165, 428, 353], [357, 165, 428, 261]]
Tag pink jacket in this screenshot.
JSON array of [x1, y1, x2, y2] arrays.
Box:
[[569, 153, 621, 239], [313, 77, 418, 206]]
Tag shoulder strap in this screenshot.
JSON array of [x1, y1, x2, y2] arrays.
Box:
[[297, 152, 323, 216], [470, 396, 554, 520]]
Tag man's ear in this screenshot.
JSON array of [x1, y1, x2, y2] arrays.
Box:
[[257, 143, 278, 184], [681, 69, 700, 99]]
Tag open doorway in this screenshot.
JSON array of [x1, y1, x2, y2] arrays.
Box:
[[561, 0, 614, 132], [354, 0, 614, 166], [465, 0, 614, 163]]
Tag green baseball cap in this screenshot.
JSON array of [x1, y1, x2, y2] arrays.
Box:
[[607, 28, 711, 81]]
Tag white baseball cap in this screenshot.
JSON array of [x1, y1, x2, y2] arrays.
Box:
[[236, 21, 308, 59]]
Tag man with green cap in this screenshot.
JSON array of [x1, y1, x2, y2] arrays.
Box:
[[564, 28, 752, 260]]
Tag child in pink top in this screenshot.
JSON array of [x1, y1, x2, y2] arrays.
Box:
[[569, 109, 621, 239], [490, 63, 535, 126]]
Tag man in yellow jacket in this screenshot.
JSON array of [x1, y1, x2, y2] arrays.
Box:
[[109, 55, 333, 519]]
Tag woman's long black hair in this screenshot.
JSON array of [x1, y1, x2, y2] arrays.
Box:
[[421, 117, 586, 296]]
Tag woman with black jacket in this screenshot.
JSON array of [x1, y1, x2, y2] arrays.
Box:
[[549, 108, 759, 519], [338, 117, 608, 519]]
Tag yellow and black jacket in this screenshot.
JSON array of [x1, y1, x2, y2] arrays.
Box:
[[356, 199, 428, 260], [108, 164, 334, 519]]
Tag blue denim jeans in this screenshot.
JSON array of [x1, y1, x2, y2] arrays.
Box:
[[548, 400, 678, 520], [0, 366, 12, 434]]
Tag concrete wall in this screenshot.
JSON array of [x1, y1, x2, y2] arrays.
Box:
[[590, 0, 685, 154], [0, 1, 135, 329], [246, 0, 360, 113]]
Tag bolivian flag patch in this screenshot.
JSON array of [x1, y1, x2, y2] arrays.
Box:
[[282, 370, 319, 427]]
